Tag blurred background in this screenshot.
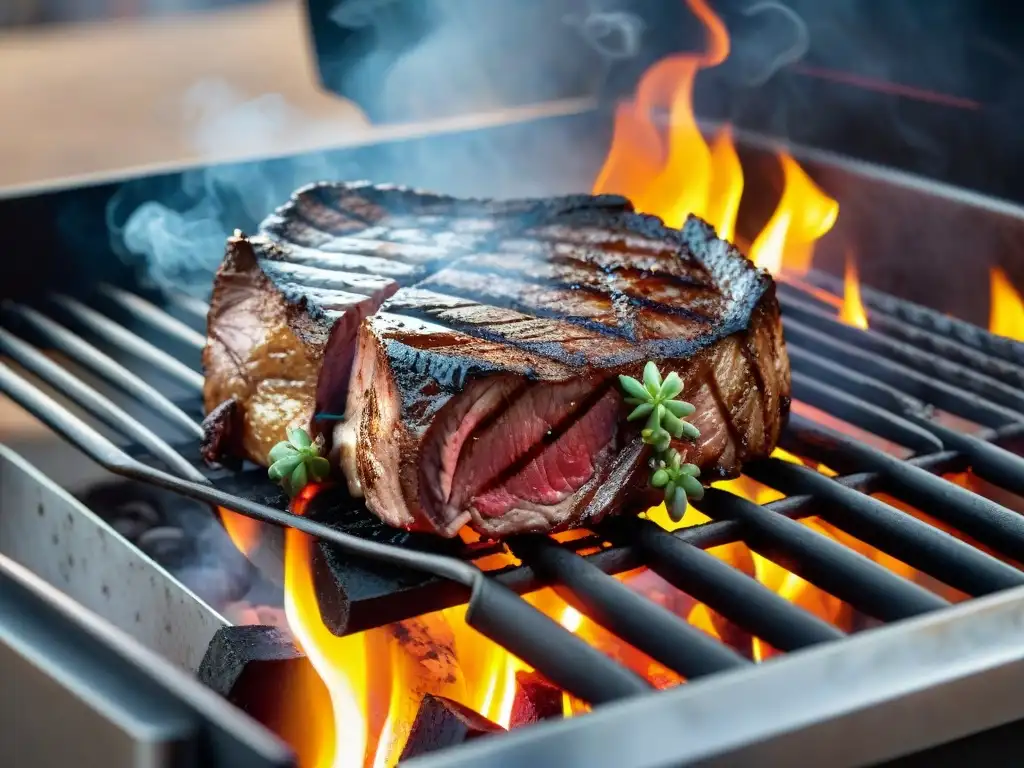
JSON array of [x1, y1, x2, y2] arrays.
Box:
[[0, 0, 371, 188], [3, 0, 1024, 201], [0, 0, 253, 26]]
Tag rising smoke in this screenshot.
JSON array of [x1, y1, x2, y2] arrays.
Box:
[[109, 0, 1016, 298]]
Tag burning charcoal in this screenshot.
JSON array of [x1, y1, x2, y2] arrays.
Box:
[[198, 624, 304, 710], [81, 482, 166, 542], [108, 499, 163, 541], [399, 695, 505, 761], [135, 525, 187, 567], [510, 671, 563, 727]]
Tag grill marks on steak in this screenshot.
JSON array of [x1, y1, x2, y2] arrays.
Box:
[[203, 183, 634, 467], [329, 191, 787, 538], [202, 234, 399, 465], [204, 181, 789, 539]]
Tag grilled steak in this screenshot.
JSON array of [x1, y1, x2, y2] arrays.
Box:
[[203, 181, 789, 538], [333, 198, 790, 538], [202, 182, 632, 466], [202, 232, 398, 466]]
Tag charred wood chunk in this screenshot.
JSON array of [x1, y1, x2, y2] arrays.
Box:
[[510, 671, 564, 728], [198, 624, 303, 711], [399, 694, 505, 761], [200, 397, 244, 469]]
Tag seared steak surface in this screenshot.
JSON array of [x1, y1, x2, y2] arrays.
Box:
[[203, 182, 789, 538], [202, 183, 631, 466]]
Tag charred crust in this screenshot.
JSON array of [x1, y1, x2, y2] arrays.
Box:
[[200, 397, 244, 469]]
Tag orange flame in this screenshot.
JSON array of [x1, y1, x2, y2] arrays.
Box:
[[594, 1, 836, 275], [594, 0, 740, 238], [838, 254, 869, 329], [748, 153, 839, 275], [989, 267, 1024, 341], [221, 2, 966, 763], [218, 508, 263, 555]]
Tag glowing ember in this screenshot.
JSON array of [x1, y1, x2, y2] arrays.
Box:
[[989, 267, 1024, 341], [838, 254, 869, 329]]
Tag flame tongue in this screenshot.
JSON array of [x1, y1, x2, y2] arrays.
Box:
[[594, 0, 738, 236], [593, 1, 838, 277], [839, 254, 869, 330], [748, 153, 839, 275], [990, 267, 1024, 341]]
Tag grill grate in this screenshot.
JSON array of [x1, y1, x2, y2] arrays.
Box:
[[3, 272, 1024, 709]]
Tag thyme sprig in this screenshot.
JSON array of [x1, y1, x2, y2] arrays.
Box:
[[619, 361, 703, 522], [268, 428, 330, 497]]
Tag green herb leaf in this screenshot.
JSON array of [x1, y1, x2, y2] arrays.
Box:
[[289, 428, 312, 449], [268, 428, 330, 496], [268, 454, 303, 482], [289, 461, 309, 496], [662, 410, 684, 439], [663, 400, 696, 418], [627, 402, 654, 422], [268, 441, 298, 464], [644, 404, 663, 434], [618, 362, 704, 514], [680, 474, 705, 501], [643, 361, 662, 395], [658, 371, 684, 400], [668, 488, 689, 522], [309, 456, 331, 481], [619, 375, 651, 402]]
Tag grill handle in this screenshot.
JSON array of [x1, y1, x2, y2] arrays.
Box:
[[466, 577, 651, 704]]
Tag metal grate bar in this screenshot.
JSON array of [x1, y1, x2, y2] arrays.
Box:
[[788, 345, 925, 421], [0, 328, 205, 483], [790, 370, 942, 453], [51, 295, 204, 391], [695, 488, 951, 620], [909, 417, 1024, 498], [783, 317, 1023, 428], [509, 535, 751, 678], [788, 413, 1024, 562], [0, 359, 650, 706], [788, 345, 1024, 496], [612, 518, 846, 649], [3, 303, 201, 438], [780, 283, 1024, 389], [802, 269, 1024, 368], [781, 306, 1024, 415], [163, 291, 211, 324], [744, 458, 1024, 596], [98, 284, 207, 350]]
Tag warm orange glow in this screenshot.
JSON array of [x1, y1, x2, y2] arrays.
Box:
[[748, 154, 839, 275], [278, 492, 636, 766], [839, 254, 869, 329], [592, 1, 837, 276], [593, 0, 742, 239], [218, 507, 263, 555], [989, 267, 1024, 341]]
